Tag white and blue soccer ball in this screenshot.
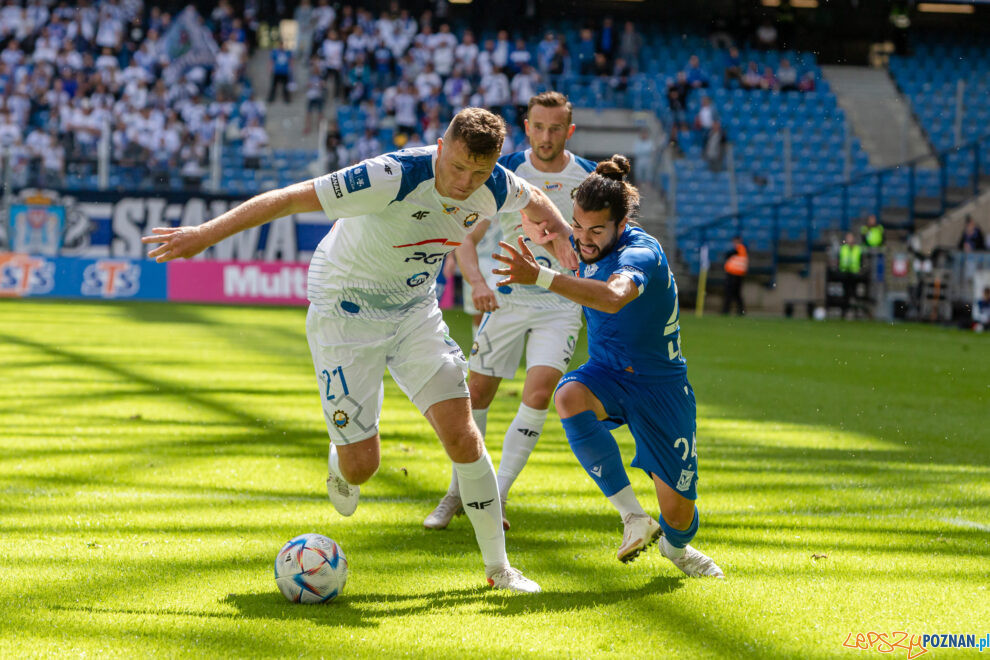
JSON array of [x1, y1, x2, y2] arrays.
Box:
[[274, 533, 348, 603]]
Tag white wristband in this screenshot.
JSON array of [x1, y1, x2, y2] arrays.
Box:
[[535, 265, 556, 289]]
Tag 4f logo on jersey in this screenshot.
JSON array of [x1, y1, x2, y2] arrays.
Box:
[[81, 260, 140, 298], [463, 212, 479, 228], [583, 263, 598, 277], [0, 254, 54, 297], [465, 498, 494, 510], [411, 210, 430, 220]]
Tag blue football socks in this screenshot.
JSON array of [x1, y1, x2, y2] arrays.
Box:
[[561, 410, 630, 497], [659, 506, 699, 549]]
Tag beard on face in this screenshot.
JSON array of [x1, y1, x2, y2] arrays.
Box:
[[576, 234, 618, 264], [533, 142, 562, 163]]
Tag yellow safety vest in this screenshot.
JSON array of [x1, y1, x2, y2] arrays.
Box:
[[861, 224, 884, 248], [839, 244, 862, 274]]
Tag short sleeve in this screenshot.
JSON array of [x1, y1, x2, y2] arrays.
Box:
[[614, 245, 661, 295], [496, 167, 533, 215], [312, 154, 402, 219]]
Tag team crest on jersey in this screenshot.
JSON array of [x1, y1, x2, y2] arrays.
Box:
[[463, 212, 479, 228], [543, 181, 563, 192], [406, 271, 430, 287], [333, 410, 349, 428], [470, 340, 479, 355], [343, 164, 370, 193], [584, 263, 598, 277]]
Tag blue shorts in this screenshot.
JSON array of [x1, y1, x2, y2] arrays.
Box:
[[558, 362, 699, 500]]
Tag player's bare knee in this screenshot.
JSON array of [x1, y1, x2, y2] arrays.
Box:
[[522, 387, 554, 410], [444, 430, 484, 463], [337, 436, 380, 484], [553, 381, 586, 417], [467, 373, 500, 409]]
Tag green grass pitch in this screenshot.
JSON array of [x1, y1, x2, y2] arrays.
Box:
[[1, 299, 987, 658]]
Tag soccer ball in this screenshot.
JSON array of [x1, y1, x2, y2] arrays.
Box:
[[274, 533, 348, 603]]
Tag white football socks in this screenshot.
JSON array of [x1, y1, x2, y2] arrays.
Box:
[[607, 485, 648, 519], [472, 406, 489, 438], [496, 403, 547, 497], [328, 444, 349, 483], [454, 451, 508, 571]]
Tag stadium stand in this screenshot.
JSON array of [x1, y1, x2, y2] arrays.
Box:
[[889, 32, 990, 187], [2, 4, 987, 285]]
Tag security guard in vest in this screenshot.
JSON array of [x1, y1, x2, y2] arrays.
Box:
[[861, 214, 884, 248], [839, 232, 863, 319], [722, 235, 748, 315]]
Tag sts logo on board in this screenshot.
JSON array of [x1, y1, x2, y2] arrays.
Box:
[[81, 260, 141, 298], [0, 253, 55, 297]]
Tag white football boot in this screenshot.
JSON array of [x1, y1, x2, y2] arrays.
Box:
[[486, 566, 541, 594], [617, 513, 662, 563], [659, 536, 725, 578], [326, 471, 359, 517], [423, 493, 463, 529]]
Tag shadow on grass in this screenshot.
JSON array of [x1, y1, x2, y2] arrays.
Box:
[[221, 574, 684, 626]]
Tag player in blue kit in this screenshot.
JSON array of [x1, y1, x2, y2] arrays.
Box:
[[492, 155, 724, 578]]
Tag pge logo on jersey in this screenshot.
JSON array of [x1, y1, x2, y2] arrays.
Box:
[[0, 253, 55, 297], [81, 260, 141, 298]]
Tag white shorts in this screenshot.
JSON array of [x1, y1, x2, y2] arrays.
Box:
[[306, 303, 468, 445], [468, 304, 582, 379]]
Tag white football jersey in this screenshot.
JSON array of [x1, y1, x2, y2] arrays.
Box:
[[310, 145, 533, 320], [494, 148, 596, 310]]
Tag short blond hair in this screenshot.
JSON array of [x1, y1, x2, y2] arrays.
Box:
[[446, 107, 506, 157]]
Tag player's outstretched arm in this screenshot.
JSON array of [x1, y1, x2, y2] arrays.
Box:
[[519, 188, 578, 272], [493, 237, 637, 314], [454, 219, 499, 313], [141, 180, 322, 262]]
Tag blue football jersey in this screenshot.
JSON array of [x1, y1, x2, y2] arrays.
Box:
[[579, 225, 687, 377]]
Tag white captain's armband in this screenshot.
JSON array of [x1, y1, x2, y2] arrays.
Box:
[[614, 265, 647, 294]]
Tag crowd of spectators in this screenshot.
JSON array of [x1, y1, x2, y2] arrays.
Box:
[[0, 1, 825, 192], [291, 2, 649, 164], [0, 0, 265, 189], [663, 45, 817, 160]]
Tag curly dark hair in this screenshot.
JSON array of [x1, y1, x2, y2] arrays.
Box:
[[572, 154, 640, 224]]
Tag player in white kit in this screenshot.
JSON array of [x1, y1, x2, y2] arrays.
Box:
[[425, 93, 596, 531], [142, 108, 578, 594]]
